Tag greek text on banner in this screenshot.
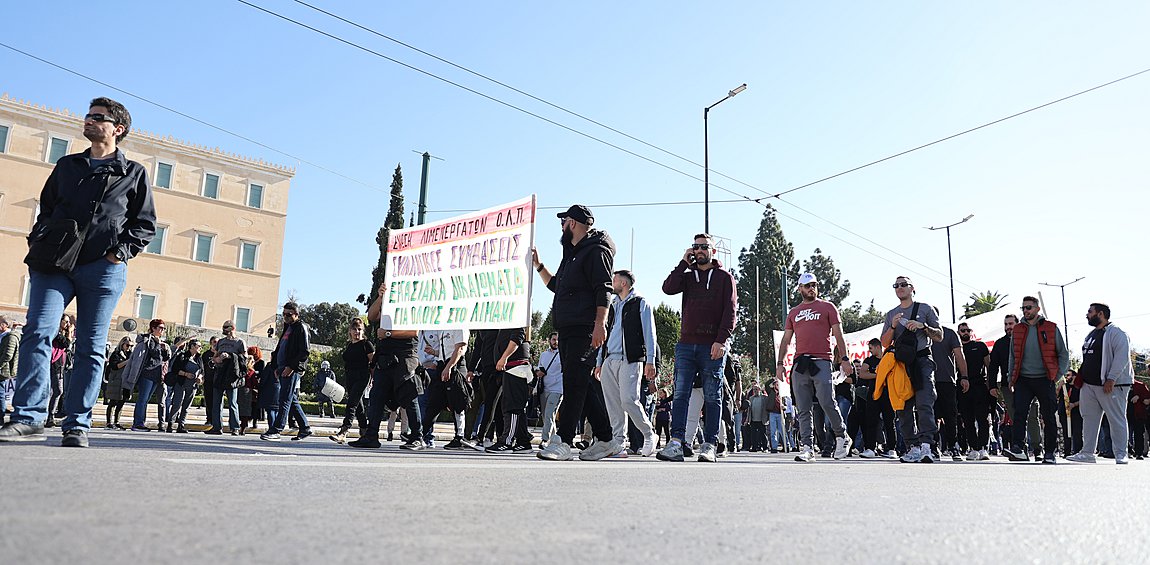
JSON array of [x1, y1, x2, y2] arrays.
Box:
[[380, 195, 536, 330]]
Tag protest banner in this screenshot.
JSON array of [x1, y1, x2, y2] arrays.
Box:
[[380, 195, 536, 330]]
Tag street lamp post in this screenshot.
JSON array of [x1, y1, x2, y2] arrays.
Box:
[[704, 83, 746, 233], [1039, 277, 1085, 348], [926, 214, 974, 323]]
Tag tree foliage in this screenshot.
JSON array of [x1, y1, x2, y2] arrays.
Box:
[[791, 248, 850, 307], [840, 299, 886, 333], [734, 205, 795, 370], [366, 164, 406, 331], [298, 302, 362, 347], [653, 303, 681, 365], [962, 290, 1008, 319]]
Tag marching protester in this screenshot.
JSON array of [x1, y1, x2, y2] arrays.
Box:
[[880, 276, 944, 464], [929, 307, 967, 461], [332, 318, 374, 444], [102, 336, 132, 430], [261, 302, 314, 442], [485, 326, 534, 453], [0, 96, 156, 448], [467, 328, 501, 447], [1005, 296, 1069, 464], [657, 233, 737, 463], [536, 332, 563, 449], [532, 204, 618, 462], [857, 338, 897, 458], [597, 270, 659, 457], [958, 322, 993, 461], [1067, 303, 1133, 464], [313, 360, 337, 419], [128, 320, 173, 432], [165, 339, 203, 434], [775, 273, 853, 462], [418, 327, 470, 450]]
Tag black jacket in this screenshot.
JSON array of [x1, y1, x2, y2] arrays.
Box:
[[545, 229, 615, 330], [272, 320, 311, 374], [494, 328, 528, 365], [988, 333, 1011, 388], [31, 148, 156, 268], [467, 329, 498, 376]]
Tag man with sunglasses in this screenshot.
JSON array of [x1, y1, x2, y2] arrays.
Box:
[[775, 273, 853, 462], [0, 97, 155, 447], [881, 276, 944, 463], [262, 302, 313, 441], [929, 306, 967, 461], [656, 233, 737, 463], [1005, 296, 1068, 464], [532, 205, 618, 461], [957, 322, 992, 460]]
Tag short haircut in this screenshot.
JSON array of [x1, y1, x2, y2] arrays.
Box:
[[1004, 314, 1019, 322], [550, 332, 558, 338], [613, 269, 635, 286], [283, 301, 299, 312], [1022, 296, 1039, 305], [894, 275, 912, 285], [90, 97, 131, 143], [957, 322, 969, 329], [868, 338, 882, 347], [0, 315, 8, 326], [693, 233, 713, 242], [1089, 302, 1111, 319], [148, 318, 164, 330]]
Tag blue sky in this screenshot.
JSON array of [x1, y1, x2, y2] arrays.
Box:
[[3, 1, 1148, 350]]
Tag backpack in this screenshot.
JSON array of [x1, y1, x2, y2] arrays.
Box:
[[892, 302, 922, 365]]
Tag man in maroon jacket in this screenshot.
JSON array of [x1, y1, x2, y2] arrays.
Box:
[[656, 233, 737, 463]]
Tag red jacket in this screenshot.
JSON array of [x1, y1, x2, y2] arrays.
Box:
[[1130, 381, 1150, 421], [1010, 320, 1061, 384]]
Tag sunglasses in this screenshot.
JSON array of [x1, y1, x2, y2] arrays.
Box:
[[691, 244, 711, 250], [801, 283, 818, 289], [223, 326, 234, 330], [892, 282, 911, 289], [959, 329, 972, 333], [85, 113, 118, 124], [283, 310, 298, 316], [1021, 305, 1036, 311]]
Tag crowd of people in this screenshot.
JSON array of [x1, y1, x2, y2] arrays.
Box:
[[0, 95, 1144, 465]]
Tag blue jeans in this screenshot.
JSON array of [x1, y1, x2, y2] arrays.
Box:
[[12, 259, 127, 430], [769, 412, 785, 451], [211, 385, 240, 431], [669, 343, 725, 444], [133, 378, 160, 427], [269, 372, 308, 433]]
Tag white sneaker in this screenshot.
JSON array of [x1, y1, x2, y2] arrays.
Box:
[[698, 443, 717, 462], [859, 449, 876, 459], [966, 449, 981, 461], [537, 442, 574, 461], [978, 449, 991, 461], [900, 445, 923, 463], [642, 433, 657, 457], [833, 435, 852, 460], [794, 448, 815, 462], [883, 449, 898, 459], [1066, 452, 1096, 463], [578, 439, 622, 461], [919, 443, 935, 464]]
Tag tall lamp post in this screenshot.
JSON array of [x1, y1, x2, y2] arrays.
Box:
[[1039, 277, 1085, 348], [926, 214, 974, 323], [704, 83, 746, 233]]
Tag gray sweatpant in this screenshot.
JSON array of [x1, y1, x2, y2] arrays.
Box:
[[793, 358, 846, 451], [898, 356, 938, 449], [1079, 383, 1130, 460]]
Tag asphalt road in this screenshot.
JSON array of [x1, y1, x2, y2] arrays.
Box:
[[3, 430, 1145, 564]]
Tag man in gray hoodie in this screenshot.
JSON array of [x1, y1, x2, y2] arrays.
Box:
[[1068, 303, 1134, 464]]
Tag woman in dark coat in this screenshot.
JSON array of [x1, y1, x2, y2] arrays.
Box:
[[103, 336, 133, 429]]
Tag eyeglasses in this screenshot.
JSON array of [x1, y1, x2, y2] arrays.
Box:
[[892, 282, 911, 289], [691, 244, 711, 250], [1021, 305, 1036, 311], [84, 113, 118, 124]]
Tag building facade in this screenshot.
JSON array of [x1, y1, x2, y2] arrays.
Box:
[[0, 94, 293, 337]]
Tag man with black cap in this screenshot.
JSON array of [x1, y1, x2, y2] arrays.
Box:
[[531, 205, 618, 461]]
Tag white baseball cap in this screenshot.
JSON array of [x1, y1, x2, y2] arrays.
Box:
[[796, 273, 818, 288]]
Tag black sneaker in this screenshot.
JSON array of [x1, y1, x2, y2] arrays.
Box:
[[204, 428, 223, 435], [61, 429, 89, 448], [512, 443, 534, 454], [349, 436, 381, 449], [291, 429, 313, 441], [683, 445, 695, 458], [0, 422, 47, 442], [1005, 448, 1029, 462], [573, 440, 590, 450], [443, 438, 467, 450], [176, 425, 189, 434], [1042, 454, 1058, 465], [45, 419, 56, 429], [400, 440, 424, 451], [485, 442, 514, 454]]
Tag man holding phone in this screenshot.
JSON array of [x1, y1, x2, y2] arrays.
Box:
[[656, 233, 738, 463]]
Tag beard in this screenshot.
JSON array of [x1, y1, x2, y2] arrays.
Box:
[[560, 227, 573, 246], [1087, 315, 1102, 327], [695, 254, 711, 265]]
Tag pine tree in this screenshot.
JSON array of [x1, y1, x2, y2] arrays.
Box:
[[734, 204, 795, 370], [368, 164, 405, 331]]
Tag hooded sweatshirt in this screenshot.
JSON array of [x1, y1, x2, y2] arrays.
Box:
[[546, 228, 616, 330], [662, 258, 737, 346]]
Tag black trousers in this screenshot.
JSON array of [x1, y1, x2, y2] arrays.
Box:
[[748, 421, 767, 451], [1132, 418, 1150, 458], [499, 371, 532, 446], [476, 372, 503, 442], [364, 354, 423, 441], [556, 328, 612, 445], [958, 382, 992, 450], [862, 384, 897, 451], [935, 381, 959, 450], [1011, 377, 1058, 456], [421, 367, 466, 441], [340, 370, 370, 432]]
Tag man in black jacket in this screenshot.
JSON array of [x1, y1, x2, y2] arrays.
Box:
[[531, 204, 617, 461], [261, 302, 313, 441], [0, 97, 155, 448]]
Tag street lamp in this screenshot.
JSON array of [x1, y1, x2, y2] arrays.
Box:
[[926, 214, 974, 323], [704, 83, 747, 233], [1039, 277, 1085, 348]]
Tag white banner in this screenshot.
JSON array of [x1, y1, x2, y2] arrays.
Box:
[[771, 305, 1012, 397], [380, 195, 536, 330]]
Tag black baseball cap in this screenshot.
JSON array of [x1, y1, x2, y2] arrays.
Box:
[[557, 204, 594, 226]]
